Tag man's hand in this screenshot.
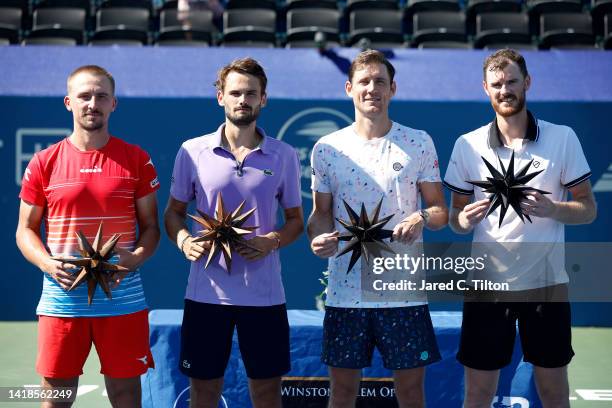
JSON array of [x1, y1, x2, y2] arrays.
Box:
[[458, 199, 490, 228], [41, 257, 77, 290], [311, 231, 339, 258], [392, 213, 424, 245], [521, 192, 557, 219], [237, 234, 278, 261], [181, 236, 211, 262]]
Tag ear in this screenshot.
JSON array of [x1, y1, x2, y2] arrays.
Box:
[[390, 80, 396, 97], [482, 80, 490, 97], [64, 95, 72, 111], [260, 92, 267, 108], [345, 80, 352, 97], [524, 74, 531, 91], [111, 96, 117, 112], [216, 89, 224, 106]]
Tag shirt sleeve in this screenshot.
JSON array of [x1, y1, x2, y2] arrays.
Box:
[[443, 137, 475, 195], [19, 153, 46, 207], [310, 141, 331, 194], [560, 127, 591, 188], [135, 148, 160, 199], [417, 132, 441, 183], [169, 144, 196, 203], [278, 146, 303, 209]]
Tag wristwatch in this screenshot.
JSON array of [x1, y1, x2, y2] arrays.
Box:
[[418, 209, 430, 226]]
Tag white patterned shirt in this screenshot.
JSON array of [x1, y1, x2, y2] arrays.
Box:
[[311, 122, 441, 308]]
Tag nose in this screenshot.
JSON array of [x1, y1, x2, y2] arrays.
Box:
[[87, 96, 99, 110], [365, 80, 375, 92]]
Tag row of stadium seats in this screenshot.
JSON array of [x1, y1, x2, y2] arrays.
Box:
[[1, 2, 611, 48]]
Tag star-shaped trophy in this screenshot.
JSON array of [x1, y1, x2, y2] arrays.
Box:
[[188, 192, 260, 273], [335, 198, 394, 273], [467, 151, 550, 227], [52, 222, 128, 305]]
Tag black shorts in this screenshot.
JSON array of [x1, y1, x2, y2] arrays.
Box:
[[457, 284, 574, 370], [179, 299, 290, 380]]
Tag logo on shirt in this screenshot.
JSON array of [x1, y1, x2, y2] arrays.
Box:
[[393, 162, 404, 171], [150, 177, 159, 188], [263, 169, 274, 176], [137, 355, 148, 365], [533, 161, 540, 168], [23, 168, 32, 182], [145, 158, 155, 168], [80, 166, 102, 173]]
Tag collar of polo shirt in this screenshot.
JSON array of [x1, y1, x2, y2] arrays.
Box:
[[487, 110, 540, 149], [211, 123, 269, 155]]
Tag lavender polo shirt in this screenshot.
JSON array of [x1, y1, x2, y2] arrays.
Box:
[[170, 124, 302, 306]]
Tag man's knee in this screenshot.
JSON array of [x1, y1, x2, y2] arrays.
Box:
[[41, 377, 78, 408], [189, 377, 224, 408], [248, 377, 281, 408], [104, 376, 141, 407]]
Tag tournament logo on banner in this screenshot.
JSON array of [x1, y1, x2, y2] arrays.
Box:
[[277, 108, 352, 199], [15, 128, 70, 186], [281, 377, 398, 407], [174, 387, 228, 408]]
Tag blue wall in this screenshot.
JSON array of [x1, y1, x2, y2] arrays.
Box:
[[1, 48, 611, 324]]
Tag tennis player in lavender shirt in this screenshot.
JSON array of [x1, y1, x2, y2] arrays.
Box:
[[164, 58, 304, 408]]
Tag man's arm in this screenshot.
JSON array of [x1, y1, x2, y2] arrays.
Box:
[[307, 191, 338, 258], [392, 181, 449, 244], [114, 192, 160, 270], [238, 206, 304, 261], [16, 200, 77, 290], [449, 192, 490, 235], [521, 180, 597, 225], [164, 196, 209, 262]]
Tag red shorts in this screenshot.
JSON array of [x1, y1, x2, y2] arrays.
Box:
[[36, 309, 154, 379]]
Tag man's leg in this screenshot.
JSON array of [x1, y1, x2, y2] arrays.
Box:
[[37, 316, 91, 408], [393, 367, 425, 408], [328, 367, 361, 408], [321, 308, 373, 408], [374, 306, 441, 408], [464, 367, 500, 408], [236, 304, 290, 408], [533, 365, 569, 408], [248, 377, 282, 408], [41, 377, 78, 408], [93, 311, 154, 408], [189, 378, 224, 408], [104, 376, 141, 408], [178, 301, 235, 408], [458, 299, 517, 408]]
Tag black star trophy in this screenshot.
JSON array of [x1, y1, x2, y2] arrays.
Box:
[[467, 151, 550, 227], [51, 222, 128, 305], [188, 192, 261, 273], [335, 198, 395, 273]]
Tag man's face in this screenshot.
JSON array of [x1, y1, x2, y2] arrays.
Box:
[[346, 63, 396, 118], [483, 61, 530, 118], [217, 71, 266, 127], [64, 72, 116, 132]]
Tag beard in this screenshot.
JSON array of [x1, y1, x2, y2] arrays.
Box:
[[225, 105, 261, 127], [79, 113, 105, 131], [491, 91, 526, 118]]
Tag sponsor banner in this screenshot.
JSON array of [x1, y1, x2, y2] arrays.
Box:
[[281, 377, 398, 407]]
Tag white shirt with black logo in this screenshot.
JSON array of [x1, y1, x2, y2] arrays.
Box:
[[444, 118, 591, 290]]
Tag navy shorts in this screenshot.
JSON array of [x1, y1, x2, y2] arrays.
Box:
[[457, 284, 574, 370], [322, 305, 441, 370], [180, 299, 290, 380]]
